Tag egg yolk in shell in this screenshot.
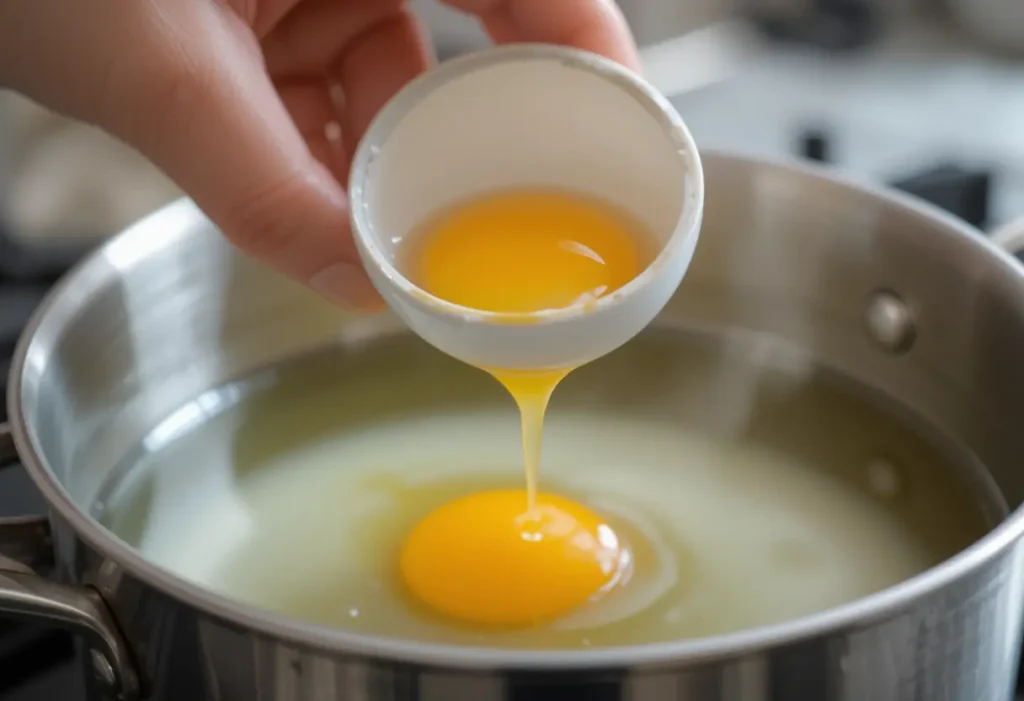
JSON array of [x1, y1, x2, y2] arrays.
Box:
[[398, 188, 649, 627], [400, 490, 623, 626], [406, 188, 647, 314]]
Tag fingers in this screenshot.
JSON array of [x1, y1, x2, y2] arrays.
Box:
[[110, 3, 382, 311], [276, 80, 349, 183], [442, 0, 641, 71], [333, 6, 432, 141], [110, 1, 431, 312], [2, 0, 638, 316], [262, 0, 412, 77], [262, 0, 432, 142]]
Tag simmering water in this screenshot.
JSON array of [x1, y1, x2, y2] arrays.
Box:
[[97, 329, 995, 648]]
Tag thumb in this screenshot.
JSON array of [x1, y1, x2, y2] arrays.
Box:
[[105, 5, 382, 311]]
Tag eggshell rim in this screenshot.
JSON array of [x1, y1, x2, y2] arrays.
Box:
[[348, 43, 705, 328]]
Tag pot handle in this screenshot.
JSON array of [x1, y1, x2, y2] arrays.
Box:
[[990, 217, 1024, 256], [0, 422, 142, 701]]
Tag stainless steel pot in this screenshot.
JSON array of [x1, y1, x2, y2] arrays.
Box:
[[4, 152, 1024, 701]]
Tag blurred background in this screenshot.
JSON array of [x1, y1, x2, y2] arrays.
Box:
[[2, 0, 1024, 268]]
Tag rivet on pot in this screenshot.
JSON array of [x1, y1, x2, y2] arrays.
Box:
[[865, 290, 916, 354], [90, 649, 116, 689]]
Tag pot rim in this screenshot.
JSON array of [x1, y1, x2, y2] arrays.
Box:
[[8, 150, 1024, 671]]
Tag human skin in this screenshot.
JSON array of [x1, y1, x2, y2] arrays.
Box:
[[0, 0, 640, 310]]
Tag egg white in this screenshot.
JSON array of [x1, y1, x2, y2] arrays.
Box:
[[109, 408, 934, 647]]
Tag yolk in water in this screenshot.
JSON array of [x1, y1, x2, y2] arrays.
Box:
[[406, 189, 647, 314], [399, 489, 622, 627], [397, 189, 648, 627]]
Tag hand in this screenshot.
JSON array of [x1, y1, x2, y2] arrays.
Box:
[[0, 0, 640, 311]]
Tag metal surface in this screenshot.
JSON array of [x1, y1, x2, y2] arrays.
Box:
[[992, 217, 1024, 255], [0, 425, 140, 700], [863, 290, 916, 354], [5, 152, 1024, 700]]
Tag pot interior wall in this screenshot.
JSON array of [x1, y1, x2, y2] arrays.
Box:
[[14, 153, 1024, 526], [86, 324, 991, 646]]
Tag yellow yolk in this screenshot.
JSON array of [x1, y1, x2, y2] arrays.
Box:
[[407, 189, 646, 314], [488, 368, 569, 511], [397, 190, 642, 628], [399, 490, 623, 627]]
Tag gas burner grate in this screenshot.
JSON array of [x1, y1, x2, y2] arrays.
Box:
[[798, 128, 994, 230]]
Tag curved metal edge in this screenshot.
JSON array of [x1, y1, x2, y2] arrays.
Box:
[[11, 161, 1024, 673], [990, 217, 1024, 256], [0, 422, 142, 701]]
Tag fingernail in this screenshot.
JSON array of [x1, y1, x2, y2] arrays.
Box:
[[309, 262, 384, 312]]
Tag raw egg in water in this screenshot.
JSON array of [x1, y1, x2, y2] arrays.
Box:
[[399, 490, 627, 626], [407, 189, 645, 315], [398, 188, 654, 627]]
